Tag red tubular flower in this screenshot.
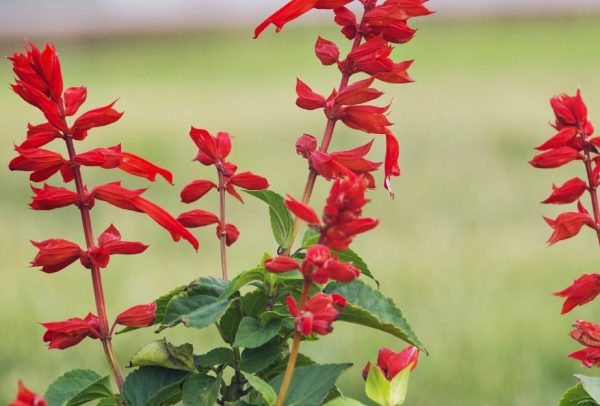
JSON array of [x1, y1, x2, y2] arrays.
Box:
[[63, 86, 87, 116], [535, 127, 579, 151], [189, 128, 231, 166], [29, 184, 80, 210], [296, 79, 326, 110], [70, 101, 123, 139], [180, 180, 218, 203], [286, 292, 346, 336], [375, 60, 414, 83], [9, 381, 47, 406], [178, 210, 220, 228], [314, 257, 360, 283], [544, 211, 594, 245], [285, 195, 321, 225], [384, 128, 401, 194], [114, 302, 156, 328], [542, 177, 588, 204], [315, 37, 340, 66], [11, 80, 65, 132], [228, 172, 270, 190], [20, 123, 62, 149], [554, 274, 600, 314], [254, 0, 352, 38], [8, 42, 62, 100], [119, 152, 174, 184], [30, 239, 82, 273], [335, 78, 383, 106], [551, 89, 592, 134], [75, 145, 122, 168], [216, 223, 240, 246], [41, 313, 101, 350], [362, 346, 419, 381], [529, 147, 583, 169], [265, 255, 300, 273], [9, 147, 67, 182], [80, 224, 148, 269], [338, 105, 392, 134]]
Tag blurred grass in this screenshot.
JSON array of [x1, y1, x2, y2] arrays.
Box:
[[2, 13, 600, 404]]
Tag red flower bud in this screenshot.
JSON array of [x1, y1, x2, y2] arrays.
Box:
[[63, 86, 87, 116], [41, 313, 101, 350], [363, 346, 419, 381], [529, 147, 582, 169], [569, 347, 600, 368], [229, 171, 270, 190], [541, 177, 587, 204], [178, 210, 220, 228], [296, 79, 326, 110], [544, 211, 594, 245], [286, 292, 346, 336], [180, 180, 217, 203], [571, 320, 600, 347], [338, 105, 392, 134], [216, 223, 240, 246], [114, 302, 156, 328], [265, 256, 300, 273], [535, 127, 579, 151], [315, 37, 339, 66], [29, 184, 80, 210], [335, 78, 382, 106], [554, 273, 600, 314]]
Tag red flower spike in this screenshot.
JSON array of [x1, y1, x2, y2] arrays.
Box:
[[535, 127, 579, 151], [20, 123, 61, 149], [384, 129, 401, 194], [178, 210, 220, 228], [265, 256, 300, 273], [71, 101, 123, 137], [286, 292, 346, 336], [554, 274, 600, 314], [180, 180, 218, 203], [296, 79, 326, 110], [9, 381, 47, 406], [529, 147, 583, 169], [569, 347, 600, 368], [119, 152, 174, 184], [254, 0, 351, 38], [363, 346, 419, 381], [9, 147, 67, 182], [315, 37, 340, 66], [229, 172, 270, 190], [338, 105, 392, 134], [335, 78, 383, 106], [114, 302, 156, 328], [544, 212, 594, 245], [30, 184, 80, 210], [570, 320, 600, 347], [41, 313, 101, 350], [285, 195, 321, 225], [216, 223, 240, 246], [541, 177, 588, 204], [31, 238, 82, 273], [63, 86, 87, 116]]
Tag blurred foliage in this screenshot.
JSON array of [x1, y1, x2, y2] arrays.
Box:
[[2, 14, 600, 404]]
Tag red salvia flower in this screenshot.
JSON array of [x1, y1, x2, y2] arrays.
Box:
[[9, 381, 47, 406], [19, 122, 61, 149], [29, 183, 81, 210], [296, 79, 326, 111], [41, 313, 101, 350], [362, 346, 419, 381], [63, 86, 87, 116], [30, 239, 82, 274], [286, 292, 346, 336], [285, 195, 321, 225], [80, 225, 148, 269], [189, 128, 231, 166], [180, 180, 218, 203], [315, 37, 340, 66], [9, 147, 67, 182], [227, 172, 269, 190], [265, 255, 301, 273], [529, 146, 583, 169], [554, 274, 600, 314], [569, 347, 600, 368], [551, 89, 593, 134], [338, 105, 392, 134], [543, 211, 594, 245], [114, 302, 156, 328], [178, 210, 220, 228], [535, 127, 579, 151], [384, 128, 401, 194], [335, 78, 383, 106], [541, 177, 588, 204], [216, 223, 240, 246], [70, 101, 123, 139], [570, 320, 600, 347]]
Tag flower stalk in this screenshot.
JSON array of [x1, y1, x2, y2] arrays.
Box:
[[217, 161, 230, 280]]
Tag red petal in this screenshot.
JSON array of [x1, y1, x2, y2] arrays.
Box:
[[296, 78, 326, 110], [119, 152, 173, 184], [315, 37, 340, 66], [63, 86, 87, 116], [229, 172, 269, 190], [180, 180, 217, 203], [254, 0, 318, 38], [71, 101, 123, 134], [177, 210, 220, 228], [384, 129, 400, 194], [285, 195, 321, 225]]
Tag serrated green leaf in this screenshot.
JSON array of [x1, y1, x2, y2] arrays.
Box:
[[245, 190, 294, 248], [270, 363, 352, 406], [234, 317, 282, 348], [577, 375, 600, 403], [324, 398, 367, 406], [302, 229, 320, 248], [240, 340, 285, 373], [220, 267, 265, 299], [559, 383, 599, 406], [122, 367, 189, 406], [45, 369, 114, 406], [195, 347, 235, 368], [324, 280, 425, 351], [334, 249, 379, 286], [182, 374, 219, 406], [242, 372, 277, 405], [129, 339, 196, 372]]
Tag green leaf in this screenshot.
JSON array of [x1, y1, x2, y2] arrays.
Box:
[[324, 398, 367, 406], [324, 280, 425, 351], [219, 299, 243, 345], [242, 372, 277, 405], [245, 190, 294, 248], [45, 369, 115, 406], [265, 353, 316, 381], [302, 228, 320, 248], [122, 367, 189, 406], [129, 339, 196, 372], [158, 291, 232, 332], [195, 347, 235, 369], [270, 363, 352, 406], [188, 276, 230, 296], [233, 316, 282, 348], [182, 374, 220, 406], [220, 267, 265, 299], [240, 340, 284, 373], [365, 364, 391, 406], [577, 375, 600, 403], [334, 249, 379, 286], [97, 396, 124, 406], [242, 289, 270, 317], [559, 383, 599, 406]]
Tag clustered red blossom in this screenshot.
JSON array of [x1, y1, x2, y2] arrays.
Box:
[[532, 90, 600, 368], [255, 0, 432, 196], [362, 346, 419, 381], [8, 43, 195, 354], [177, 128, 269, 246], [265, 175, 377, 335]]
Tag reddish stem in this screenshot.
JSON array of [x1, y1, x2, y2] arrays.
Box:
[[581, 131, 600, 246], [217, 161, 229, 280], [61, 118, 124, 391]]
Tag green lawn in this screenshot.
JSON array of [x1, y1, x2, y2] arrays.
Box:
[[2, 14, 600, 404]]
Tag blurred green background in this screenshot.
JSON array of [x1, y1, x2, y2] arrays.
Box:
[[2, 13, 600, 405]]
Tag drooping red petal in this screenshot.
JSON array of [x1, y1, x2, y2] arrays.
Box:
[[384, 129, 400, 194], [254, 0, 318, 38]]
